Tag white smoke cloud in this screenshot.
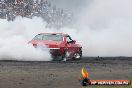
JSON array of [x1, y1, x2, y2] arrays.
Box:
[[73, 0, 132, 56], [0, 17, 52, 61], [52, 0, 132, 57]]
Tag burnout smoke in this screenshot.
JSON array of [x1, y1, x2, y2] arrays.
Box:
[[76, 0, 132, 56], [0, 17, 52, 61], [59, 0, 132, 57]]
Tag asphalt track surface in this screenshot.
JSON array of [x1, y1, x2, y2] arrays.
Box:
[[0, 57, 132, 88]]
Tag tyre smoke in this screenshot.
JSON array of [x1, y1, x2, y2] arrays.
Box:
[[75, 0, 132, 56], [59, 0, 132, 57], [0, 17, 52, 61]]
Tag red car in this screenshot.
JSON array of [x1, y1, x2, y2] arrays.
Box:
[[29, 33, 82, 61]]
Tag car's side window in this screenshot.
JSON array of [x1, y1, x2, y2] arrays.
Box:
[[66, 35, 73, 42], [34, 34, 43, 40]]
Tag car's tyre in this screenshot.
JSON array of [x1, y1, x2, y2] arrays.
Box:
[[74, 48, 82, 60], [51, 50, 69, 61], [52, 55, 64, 61]]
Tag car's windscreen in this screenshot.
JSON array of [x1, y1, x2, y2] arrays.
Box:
[[33, 34, 63, 41]]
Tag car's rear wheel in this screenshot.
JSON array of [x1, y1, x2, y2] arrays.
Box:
[[52, 50, 68, 61], [52, 55, 64, 61]]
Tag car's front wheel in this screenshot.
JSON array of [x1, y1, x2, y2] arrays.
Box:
[[74, 48, 82, 60], [63, 48, 82, 61]]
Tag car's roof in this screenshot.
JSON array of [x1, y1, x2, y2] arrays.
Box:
[[39, 33, 68, 36]]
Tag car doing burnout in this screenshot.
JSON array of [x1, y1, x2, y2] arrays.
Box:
[[29, 33, 82, 61]]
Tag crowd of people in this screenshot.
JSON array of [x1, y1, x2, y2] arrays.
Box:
[[0, 0, 72, 28]]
